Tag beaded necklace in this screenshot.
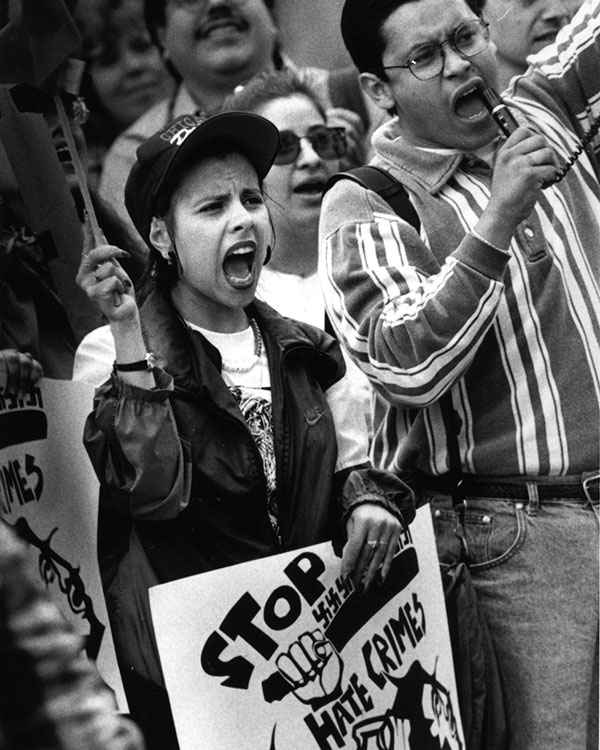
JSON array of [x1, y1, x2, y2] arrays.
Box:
[[220, 318, 262, 374]]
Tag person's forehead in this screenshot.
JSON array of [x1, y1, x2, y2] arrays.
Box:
[[258, 94, 324, 130], [177, 152, 259, 193], [381, 0, 478, 50]]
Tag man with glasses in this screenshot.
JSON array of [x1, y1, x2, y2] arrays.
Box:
[[318, 1, 600, 748], [99, 0, 280, 229]]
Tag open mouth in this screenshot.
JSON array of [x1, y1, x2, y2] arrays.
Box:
[[222, 242, 257, 289], [454, 84, 486, 120], [293, 178, 326, 198]]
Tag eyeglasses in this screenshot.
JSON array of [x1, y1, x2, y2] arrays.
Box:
[[275, 126, 347, 165], [382, 19, 490, 81]]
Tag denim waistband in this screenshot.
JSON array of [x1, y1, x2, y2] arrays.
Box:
[[418, 471, 599, 504]]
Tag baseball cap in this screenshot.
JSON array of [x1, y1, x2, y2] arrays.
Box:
[[124, 111, 280, 245]]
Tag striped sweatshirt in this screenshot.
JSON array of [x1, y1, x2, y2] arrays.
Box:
[[318, 0, 600, 478]]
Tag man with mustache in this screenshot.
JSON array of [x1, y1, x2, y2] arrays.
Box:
[[318, 0, 600, 748], [99, 0, 363, 231]]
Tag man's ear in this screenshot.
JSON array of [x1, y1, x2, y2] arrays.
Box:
[[359, 72, 396, 113], [149, 217, 172, 260]]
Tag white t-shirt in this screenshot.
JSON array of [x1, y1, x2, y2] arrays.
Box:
[[256, 268, 325, 328], [73, 319, 368, 472]]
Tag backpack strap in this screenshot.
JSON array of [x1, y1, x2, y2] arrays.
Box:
[[325, 165, 466, 524], [325, 165, 421, 232]]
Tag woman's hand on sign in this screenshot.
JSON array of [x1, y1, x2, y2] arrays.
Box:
[[0, 349, 43, 398], [343, 503, 403, 592]]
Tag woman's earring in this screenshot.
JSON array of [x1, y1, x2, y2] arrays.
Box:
[[264, 244, 272, 265]]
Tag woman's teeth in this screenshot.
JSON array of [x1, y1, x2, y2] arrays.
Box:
[[223, 247, 255, 285]]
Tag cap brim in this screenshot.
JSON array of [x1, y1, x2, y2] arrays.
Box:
[[154, 111, 280, 203]]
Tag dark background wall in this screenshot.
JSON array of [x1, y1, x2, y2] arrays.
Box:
[[275, 0, 352, 71]]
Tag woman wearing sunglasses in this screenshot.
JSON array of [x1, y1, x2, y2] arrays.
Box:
[[220, 71, 374, 432], [222, 70, 348, 328], [76, 110, 413, 750]]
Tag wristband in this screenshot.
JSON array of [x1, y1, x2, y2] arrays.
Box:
[[114, 352, 156, 372]]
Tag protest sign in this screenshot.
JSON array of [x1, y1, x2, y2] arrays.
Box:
[[0, 377, 127, 710], [150, 505, 463, 750]]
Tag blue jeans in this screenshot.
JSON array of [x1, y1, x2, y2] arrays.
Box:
[[427, 490, 599, 750]]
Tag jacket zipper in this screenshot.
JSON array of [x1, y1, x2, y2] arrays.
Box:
[[173, 384, 277, 544], [273, 342, 327, 549]]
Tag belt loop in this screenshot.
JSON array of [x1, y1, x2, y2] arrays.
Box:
[[526, 482, 539, 516], [582, 472, 600, 507]]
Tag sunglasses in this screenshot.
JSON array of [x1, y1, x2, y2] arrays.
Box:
[[275, 125, 347, 165]]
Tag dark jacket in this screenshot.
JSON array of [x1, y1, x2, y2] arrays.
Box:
[[83, 289, 413, 750], [134, 292, 351, 580]]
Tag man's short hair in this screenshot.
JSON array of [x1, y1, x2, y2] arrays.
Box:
[[341, 0, 484, 78], [143, 0, 276, 53]]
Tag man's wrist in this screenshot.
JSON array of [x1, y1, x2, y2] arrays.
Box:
[[470, 228, 511, 254]]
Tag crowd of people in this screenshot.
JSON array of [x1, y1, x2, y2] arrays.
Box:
[[0, 0, 597, 749]]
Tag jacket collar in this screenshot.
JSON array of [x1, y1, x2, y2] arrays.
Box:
[[139, 289, 321, 393], [371, 116, 480, 195], [172, 83, 203, 118]]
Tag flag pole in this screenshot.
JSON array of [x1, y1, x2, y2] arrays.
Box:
[[54, 58, 121, 305], [53, 58, 101, 242]]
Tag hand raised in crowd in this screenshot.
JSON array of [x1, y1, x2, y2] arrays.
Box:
[[342, 503, 404, 593], [76, 220, 135, 323], [0, 349, 44, 397]]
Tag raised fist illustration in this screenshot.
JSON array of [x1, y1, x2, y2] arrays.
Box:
[[275, 630, 343, 709]]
